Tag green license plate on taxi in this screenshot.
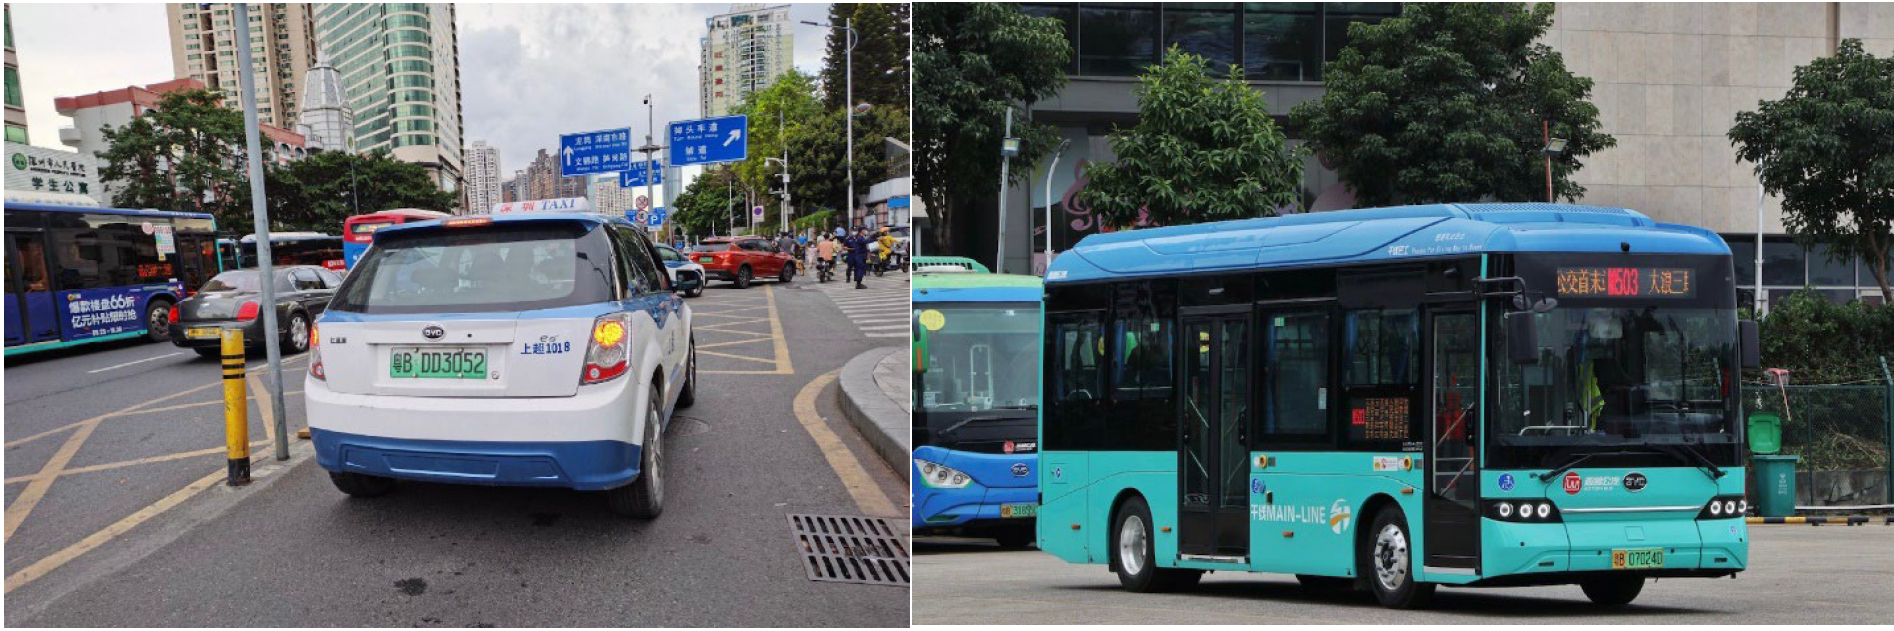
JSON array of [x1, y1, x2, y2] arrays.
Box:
[[186, 327, 221, 340], [1611, 547, 1664, 570], [1000, 503, 1037, 518], [390, 347, 487, 379]]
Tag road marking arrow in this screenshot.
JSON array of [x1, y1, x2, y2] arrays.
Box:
[[724, 129, 741, 147]]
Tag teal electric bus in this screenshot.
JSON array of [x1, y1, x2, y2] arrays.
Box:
[[912, 256, 1044, 547], [1037, 203, 1757, 609]]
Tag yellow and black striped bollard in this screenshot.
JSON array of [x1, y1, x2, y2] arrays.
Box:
[[222, 329, 251, 486]]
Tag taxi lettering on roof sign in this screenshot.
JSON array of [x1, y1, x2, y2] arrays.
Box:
[[491, 197, 593, 214]]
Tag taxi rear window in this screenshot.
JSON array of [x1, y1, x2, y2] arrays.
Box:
[[330, 223, 615, 314]]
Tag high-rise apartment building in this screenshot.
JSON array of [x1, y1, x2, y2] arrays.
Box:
[[166, 3, 318, 130], [313, 3, 463, 192], [699, 4, 792, 117], [5, 4, 28, 143], [464, 140, 501, 214], [521, 148, 588, 201]]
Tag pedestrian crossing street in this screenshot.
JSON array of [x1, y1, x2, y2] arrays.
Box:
[[807, 270, 910, 339]]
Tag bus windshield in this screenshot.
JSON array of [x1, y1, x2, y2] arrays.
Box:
[[1496, 306, 1738, 461], [915, 301, 1039, 448]]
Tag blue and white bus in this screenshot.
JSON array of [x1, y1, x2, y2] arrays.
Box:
[[1037, 203, 1756, 608], [912, 257, 1044, 547], [5, 202, 221, 355]]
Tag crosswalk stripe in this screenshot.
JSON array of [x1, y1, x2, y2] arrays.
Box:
[[804, 272, 910, 340]]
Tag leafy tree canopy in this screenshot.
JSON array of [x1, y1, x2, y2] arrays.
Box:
[[819, 3, 909, 111], [1290, 3, 1614, 207], [1729, 39, 1894, 298], [1081, 46, 1304, 228], [262, 149, 459, 233], [97, 88, 261, 224], [913, 2, 1070, 253]]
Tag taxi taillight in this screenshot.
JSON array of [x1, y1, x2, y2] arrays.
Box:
[[308, 324, 325, 381], [581, 313, 633, 385]]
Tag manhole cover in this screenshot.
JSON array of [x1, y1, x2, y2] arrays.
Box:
[[669, 416, 712, 438], [787, 514, 909, 587]]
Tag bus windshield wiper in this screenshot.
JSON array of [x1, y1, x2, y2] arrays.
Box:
[[1534, 450, 1645, 482], [935, 414, 1033, 439], [1650, 443, 1726, 480]]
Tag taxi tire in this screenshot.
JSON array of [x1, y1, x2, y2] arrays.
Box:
[[1580, 575, 1644, 606], [733, 266, 753, 289], [329, 472, 395, 498], [145, 299, 173, 343], [1112, 496, 1203, 593], [676, 340, 697, 409], [608, 385, 666, 519], [684, 274, 704, 298]]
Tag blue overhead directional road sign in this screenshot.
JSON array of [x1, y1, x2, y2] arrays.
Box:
[[669, 115, 747, 166], [620, 161, 664, 188], [559, 127, 632, 177]]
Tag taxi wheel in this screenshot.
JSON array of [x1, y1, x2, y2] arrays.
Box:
[[733, 266, 753, 289], [1580, 575, 1644, 606], [676, 340, 697, 409], [1364, 508, 1435, 609], [145, 299, 173, 342], [685, 274, 704, 298], [329, 472, 395, 498], [608, 385, 666, 519]]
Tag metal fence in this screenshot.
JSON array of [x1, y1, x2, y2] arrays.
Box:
[[1746, 383, 1894, 507]]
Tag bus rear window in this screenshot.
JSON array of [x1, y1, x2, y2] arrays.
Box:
[[330, 224, 614, 314]]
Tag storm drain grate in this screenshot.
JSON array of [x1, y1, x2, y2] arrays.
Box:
[[787, 514, 910, 586]]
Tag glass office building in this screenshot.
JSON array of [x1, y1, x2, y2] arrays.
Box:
[[313, 3, 463, 192]]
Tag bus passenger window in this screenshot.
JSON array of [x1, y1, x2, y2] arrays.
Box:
[[1263, 311, 1330, 440], [1048, 312, 1105, 450]]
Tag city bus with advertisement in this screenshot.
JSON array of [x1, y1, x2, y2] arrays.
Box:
[[5, 201, 221, 355], [912, 256, 1044, 547], [1036, 203, 1757, 608], [227, 232, 346, 272], [342, 208, 452, 269]]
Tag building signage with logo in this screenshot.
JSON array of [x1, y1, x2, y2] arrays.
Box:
[[4, 142, 106, 203]]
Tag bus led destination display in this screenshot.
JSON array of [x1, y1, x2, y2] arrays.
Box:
[[1556, 267, 1695, 298]]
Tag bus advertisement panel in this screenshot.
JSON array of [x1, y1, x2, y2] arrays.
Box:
[[1036, 203, 1753, 609], [912, 259, 1044, 548], [5, 203, 219, 355]]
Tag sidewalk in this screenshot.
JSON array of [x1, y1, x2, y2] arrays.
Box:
[[837, 346, 908, 469]]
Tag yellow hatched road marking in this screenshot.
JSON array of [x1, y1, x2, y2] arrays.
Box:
[[4, 441, 270, 485]]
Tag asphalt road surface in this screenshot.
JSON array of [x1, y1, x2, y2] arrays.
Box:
[[4, 271, 910, 627], [911, 525, 1894, 624]]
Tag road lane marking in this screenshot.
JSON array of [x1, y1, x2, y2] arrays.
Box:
[[3, 469, 225, 593], [764, 284, 793, 375], [4, 441, 269, 485], [85, 352, 184, 374], [790, 370, 896, 517], [3, 421, 85, 449]]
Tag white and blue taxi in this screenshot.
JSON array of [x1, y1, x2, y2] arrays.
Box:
[[305, 209, 695, 518]]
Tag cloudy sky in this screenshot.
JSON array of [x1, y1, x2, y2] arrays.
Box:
[[13, 3, 834, 174]]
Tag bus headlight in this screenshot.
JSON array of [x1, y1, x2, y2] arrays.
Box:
[[914, 459, 972, 489], [1698, 495, 1747, 519], [1497, 502, 1514, 518], [1535, 503, 1552, 519], [1487, 500, 1562, 523], [1710, 501, 1723, 516]]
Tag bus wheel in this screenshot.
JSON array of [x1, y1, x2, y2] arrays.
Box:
[[1580, 575, 1644, 606], [145, 299, 173, 342], [1364, 508, 1435, 609], [1112, 496, 1203, 593]]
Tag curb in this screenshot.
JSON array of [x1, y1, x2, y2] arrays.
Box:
[[1746, 516, 1893, 526], [837, 346, 907, 470]]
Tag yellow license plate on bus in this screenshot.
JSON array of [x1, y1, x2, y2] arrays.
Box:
[[1611, 547, 1664, 570], [1000, 503, 1037, 518], [186, 327, 221, 340]]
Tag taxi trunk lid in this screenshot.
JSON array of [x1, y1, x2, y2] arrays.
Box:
[[317, 312, 589, 398]]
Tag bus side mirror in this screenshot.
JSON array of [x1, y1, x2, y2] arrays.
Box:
[[1506, 311, 1538, 365], [1739, 320, 1760, 369]]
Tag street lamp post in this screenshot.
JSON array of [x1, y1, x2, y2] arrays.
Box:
[[232, 2, 290, 462], [1043, 139, 1070, 275], [996, 109, 1018, 274], [1542, 120, 1567, 203], [639, 94, 662, 238], [802, 19, 858, 226]]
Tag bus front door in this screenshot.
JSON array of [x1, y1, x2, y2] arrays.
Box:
[[1424, 308, 1481, 572], [1178, 313, 1252, 561], [5, 231, 61, 345]]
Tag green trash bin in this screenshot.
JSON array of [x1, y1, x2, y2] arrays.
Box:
[[1747, 412, 1782, 454], [1753, 454, 1799, 518]]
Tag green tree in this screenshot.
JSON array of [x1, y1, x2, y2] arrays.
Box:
[[784, 105, 906, 221], [1080, 47, 1304, 228], [818, 3, 909, 111], [1728, 39, 1894, 299], [260, 149, 459, 233], [734, 70, 824, 228], [1290, 3, 1614, 207], [96, 88, 262, 223], [914, 3, 1071, 256], [670, 167, 744, 238]]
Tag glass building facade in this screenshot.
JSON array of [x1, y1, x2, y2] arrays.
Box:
[[1726, 236, 1892, 308], [1019, 3, 1400, 81], [313, 2, 462, 191]]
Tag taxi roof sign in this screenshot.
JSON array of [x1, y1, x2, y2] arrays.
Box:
[[491, 197, 593, 214]]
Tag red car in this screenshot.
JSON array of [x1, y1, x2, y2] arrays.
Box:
[[690, 237, 795, 288]]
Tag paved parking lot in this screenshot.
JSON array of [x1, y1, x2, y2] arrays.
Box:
[[914, 525, 1894, 624]]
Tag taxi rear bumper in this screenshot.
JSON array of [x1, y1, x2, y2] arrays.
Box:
[[314, 428, 639, 490]]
